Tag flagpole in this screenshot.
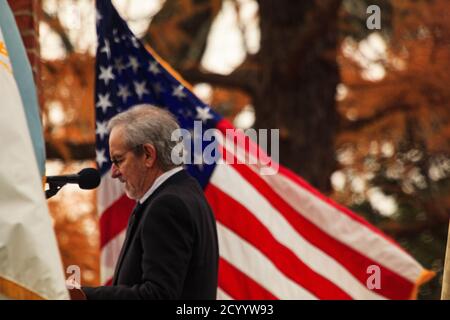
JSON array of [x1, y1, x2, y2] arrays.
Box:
[[442, 222, 450, 299]]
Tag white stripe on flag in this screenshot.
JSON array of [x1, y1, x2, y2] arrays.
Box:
[[217, 223, 317, 300], [100, 230, 126, 285], [98, 169, 125, 217], [211, 163, 383, 299], [272, 173, 423, 283], [220, 132, 423, 283], [217, 287, 233, 300]]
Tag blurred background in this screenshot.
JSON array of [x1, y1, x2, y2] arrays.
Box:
[[34, 0, 450, 299]]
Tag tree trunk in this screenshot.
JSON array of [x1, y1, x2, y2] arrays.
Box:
[[256, 0, 341, 192]]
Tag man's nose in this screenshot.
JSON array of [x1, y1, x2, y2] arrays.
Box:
[[111, 164, 121, 178]]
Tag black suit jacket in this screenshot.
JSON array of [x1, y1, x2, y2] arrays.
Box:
[[83, 170, 219, 299]]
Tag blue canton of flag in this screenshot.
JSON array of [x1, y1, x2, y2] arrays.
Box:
[[95, 0, 221, 187]]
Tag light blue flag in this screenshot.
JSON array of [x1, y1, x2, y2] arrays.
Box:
[[0, 1, 45, 176], [0, 19, 69, 301]]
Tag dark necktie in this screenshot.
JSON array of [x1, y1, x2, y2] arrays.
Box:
[[125, 202, 142, 238], [112, 202, 143, 284]]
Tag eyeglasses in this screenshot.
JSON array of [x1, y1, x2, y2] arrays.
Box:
[[110, 151, 130, 168], [110, 145, 143, 168]]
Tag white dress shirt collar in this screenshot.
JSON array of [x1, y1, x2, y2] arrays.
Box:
[[138, 166, 183, 204]]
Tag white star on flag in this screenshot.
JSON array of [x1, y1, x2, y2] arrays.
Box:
[[96, 149, 107, 168], [96, 93, 112, 113], [196, 106, 214, 123], [117, 84, 131, 103], [177, 108, 194, 120], [134, 81, 149, 100], [96, 121, 109, 140], [128, 55, 140, 73], [148, 61, 161, 75], [172, 85, 186, 100], [152, 82, 163, 95], [114, 57, 126, 75], [130, 36, 140, 48], [113, 29, 120, 43], [100, 39, 111, 59], [185, 109, 194, 119], [96, 10, 102, 25], [99, 66, 115, 85]]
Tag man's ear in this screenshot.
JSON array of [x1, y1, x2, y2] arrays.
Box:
[[142, 144, 156, 167]]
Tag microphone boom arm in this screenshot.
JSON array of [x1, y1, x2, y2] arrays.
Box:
[[45, 181, 67, 199], [44, 168, 100, 199]]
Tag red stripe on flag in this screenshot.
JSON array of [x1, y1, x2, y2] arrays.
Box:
[[277, 165, 404, 248], [99, 194, 135, 248], [206, 184, 352, 299], [216, 119, 400, 245], [218, 258, 278, 300], [222, 158, 414, 299], [218, 118, 405, 248]]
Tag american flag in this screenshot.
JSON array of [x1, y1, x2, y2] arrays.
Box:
[[95, 1, 432, 299]]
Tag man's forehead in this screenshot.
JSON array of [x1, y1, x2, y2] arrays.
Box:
[[109, 127, 127, 154], [110, 124, 125, 137]]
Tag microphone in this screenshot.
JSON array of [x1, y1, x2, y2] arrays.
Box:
[[46, 168, 101, 190]]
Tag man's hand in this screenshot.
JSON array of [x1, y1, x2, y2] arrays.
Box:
[[66, 278, 86, 300]]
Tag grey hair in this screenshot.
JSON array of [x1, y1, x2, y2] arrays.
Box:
[[107, 104, 181, 171]]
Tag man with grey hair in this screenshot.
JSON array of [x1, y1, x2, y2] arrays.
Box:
[[81, 104, 219, 299]]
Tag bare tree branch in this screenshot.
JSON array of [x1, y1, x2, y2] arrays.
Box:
[[41, 11, 74, 53], [46, 141, 94, 161], [180, 66, 257, 94], [339, 103, 411, 132]]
